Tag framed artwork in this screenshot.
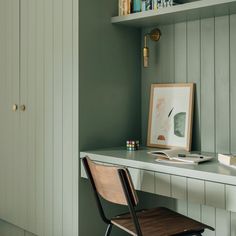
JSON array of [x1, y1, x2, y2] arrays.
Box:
[[147, 83, 194, 151]]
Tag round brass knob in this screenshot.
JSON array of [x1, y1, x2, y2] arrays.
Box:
[[20, 104, 26, 111], [12, 104, 18, 112]]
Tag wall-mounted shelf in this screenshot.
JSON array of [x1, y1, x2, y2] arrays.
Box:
[[111, 0, 236, 27]]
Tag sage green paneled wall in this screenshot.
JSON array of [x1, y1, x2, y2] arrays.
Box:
[[79, 0, 141, 235], [141, 14, 236, 236], [142, 14, 236, 154]]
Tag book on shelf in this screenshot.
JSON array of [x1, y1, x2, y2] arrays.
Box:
[[118, 0, 180, 16], [119, 0, 131, 16], [218, 153, 236, 169], [148, 149, 213, 164]]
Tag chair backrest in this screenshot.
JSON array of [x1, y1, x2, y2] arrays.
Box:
[[84, 156, 138, 206]]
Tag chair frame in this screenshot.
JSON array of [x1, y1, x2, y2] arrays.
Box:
[[82, 157, 142, 236], [82, 157, 205, 236]]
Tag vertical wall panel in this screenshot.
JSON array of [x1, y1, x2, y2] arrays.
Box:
[[4, 0, 11, 222], [18, 0, 26, 229], [230, 14, 236, 153], [171, 176, 187, 200], [6, 0, 20, 227], [158, 24, 175, 83], [5, 0, 14, 225], [205, 182, 225, 209], [187, 178, 205, 204], [187, 203, 201, 221], [16, 0, 28, 229], [201, 206, 216, 236], [215, 15, 230, 153], [44, 0, 54, 235], [0, 0, 20, 226], [187, 20, 201, 150], [62, 0, 74, 234], [231, 212, 236, 236], [172, 175, 188, 219], [129, 168, 141, 191], [53, 0, 63, 234], [226, 185, 236, 212], [35, 0, 45, 234], [140, 170, 155, 194], [11, 0, 20, 227], [176, 199, 188, 216], [23, 0, 38, 232], [215, 209, 230, 236], [200, 18, 215, 153], [0, 0, 6, 219], [155, 172, 171, 197], [174, 22, 187, 83], [72, 0, 79, 235]]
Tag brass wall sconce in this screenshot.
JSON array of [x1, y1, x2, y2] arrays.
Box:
[[143, 28, 161, 68]]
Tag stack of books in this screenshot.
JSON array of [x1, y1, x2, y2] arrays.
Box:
[[118, 0, 177, 16]]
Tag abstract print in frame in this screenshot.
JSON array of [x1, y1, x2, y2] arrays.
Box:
[[147, 83, 194, 151]]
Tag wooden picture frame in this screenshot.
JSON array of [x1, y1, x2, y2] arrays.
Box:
[[147, 83, 194, 151]]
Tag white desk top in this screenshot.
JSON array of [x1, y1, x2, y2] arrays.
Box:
[[80, 147, 236, 185]]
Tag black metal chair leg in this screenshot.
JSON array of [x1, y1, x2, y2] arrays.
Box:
[[105, 223, 112, 236]]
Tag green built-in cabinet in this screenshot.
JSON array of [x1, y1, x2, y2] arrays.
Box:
[[0, 0, 78, 235]]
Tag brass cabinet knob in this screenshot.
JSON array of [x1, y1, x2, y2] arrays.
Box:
[[20, 104, 26, 111], [12, 104, 18, 112]]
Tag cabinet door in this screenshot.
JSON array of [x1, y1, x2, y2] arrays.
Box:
[[20, 0, 78, 235], [20, 1, 40, 233], [20, 1, 47, 234], [0, 0, 20, 228]]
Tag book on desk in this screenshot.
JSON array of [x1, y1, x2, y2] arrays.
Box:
[[148, 149, 213, 165]]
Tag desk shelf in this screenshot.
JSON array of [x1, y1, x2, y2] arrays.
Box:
[[111, 0, 236, 27], [80, 147, 236, 212]]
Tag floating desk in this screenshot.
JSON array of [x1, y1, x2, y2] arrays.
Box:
[[80, 147, 236, 213]]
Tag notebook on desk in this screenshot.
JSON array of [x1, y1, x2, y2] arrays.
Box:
[[148, 149, 213, 165]]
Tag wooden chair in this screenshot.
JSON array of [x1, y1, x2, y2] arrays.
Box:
[[82, 156, 214, 236]]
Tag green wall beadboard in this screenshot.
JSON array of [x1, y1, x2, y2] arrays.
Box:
[[141, 14, 236, 236], [80, 4, 236, 234], [79, 0, 141, 235], [142, 14, 236, 154]]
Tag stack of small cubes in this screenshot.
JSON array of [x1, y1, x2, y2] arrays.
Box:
[[126, 140, 140, 151]]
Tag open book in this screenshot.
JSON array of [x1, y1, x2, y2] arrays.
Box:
[[148, 149, 213, 164]]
